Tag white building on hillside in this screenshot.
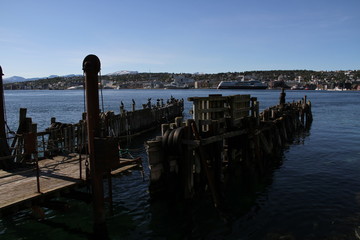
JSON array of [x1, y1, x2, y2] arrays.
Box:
[[165, 75, 195, 89]]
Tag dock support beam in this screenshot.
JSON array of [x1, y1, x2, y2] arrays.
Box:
[[82, 55, 107, 238]]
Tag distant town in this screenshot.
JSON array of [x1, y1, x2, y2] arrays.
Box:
[[4, 70, 360, 91]]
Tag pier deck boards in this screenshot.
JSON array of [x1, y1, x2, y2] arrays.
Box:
[[0, 154, 85, 211], [0, 154, 141, 212]]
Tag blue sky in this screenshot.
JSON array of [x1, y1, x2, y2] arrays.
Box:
[[1, 0, 359, 78]]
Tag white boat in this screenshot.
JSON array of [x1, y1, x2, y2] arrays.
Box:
[[217, 80, 267, 89], [67, 85, 83, 90]]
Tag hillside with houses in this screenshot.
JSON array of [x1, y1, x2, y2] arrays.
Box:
[[4, 70, 360, 91]]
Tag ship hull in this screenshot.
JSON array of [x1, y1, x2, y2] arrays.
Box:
[[218, 85, 268, 89], [217, 80, 268, 90]]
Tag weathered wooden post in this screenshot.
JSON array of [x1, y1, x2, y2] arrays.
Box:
[[300, 96, 307, 125], [82, 55, 107, 237], [24, 122, 39, 192], [0, 66, 12, 169], [279, 88, 286, 109], [250, 97, 259, 126], [132, 99, 136, 112]]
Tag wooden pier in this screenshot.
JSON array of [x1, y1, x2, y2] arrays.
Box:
[[146, 90, 312, 207], [1, 56, 312, 237], [0, 93, 182, 214], [0, 56, 184, 237]]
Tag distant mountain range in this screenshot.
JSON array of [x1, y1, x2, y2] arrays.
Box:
[[3, 76, 28, 83], [3, 71, 138, 83], [3, 74, 80, 83]]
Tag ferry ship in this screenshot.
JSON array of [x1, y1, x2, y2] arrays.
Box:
[[217, 80, 268, 89]]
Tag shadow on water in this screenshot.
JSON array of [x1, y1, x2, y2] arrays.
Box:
[[0, 204, 94, 240]]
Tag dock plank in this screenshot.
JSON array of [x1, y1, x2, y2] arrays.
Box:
[[111, 164, 137, 175]]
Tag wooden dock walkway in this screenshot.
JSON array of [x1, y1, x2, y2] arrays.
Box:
[[0, 154, 84, 212], [0, 154, 141, 213]]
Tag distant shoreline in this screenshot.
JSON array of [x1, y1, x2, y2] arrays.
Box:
[[3, 88, 360, 92]]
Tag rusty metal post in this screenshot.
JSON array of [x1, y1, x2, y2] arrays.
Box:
[[0, 66, 12, 169], [82, 55, 107, 237], [0, 66, 7, 141]]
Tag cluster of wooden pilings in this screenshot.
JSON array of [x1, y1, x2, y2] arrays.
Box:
[[146, 91, 312, 208], [101, 97, 184, 140], [2, 97, 184, 165]]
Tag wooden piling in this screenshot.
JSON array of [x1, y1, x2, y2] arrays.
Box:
[[146, 91, 313, 207]]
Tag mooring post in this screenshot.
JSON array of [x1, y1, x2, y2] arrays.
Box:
[[0, 66, 12, 169], [279, 88, 286, 107], [132, 99, 136, 112], [82, 55, 107, 237], [0, 67, 7, 141]]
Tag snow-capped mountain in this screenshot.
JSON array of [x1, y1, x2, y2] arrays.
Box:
[[106, 70, 138, 75]]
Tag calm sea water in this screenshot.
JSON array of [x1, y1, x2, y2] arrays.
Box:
[[1, 89, 360, 239]]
